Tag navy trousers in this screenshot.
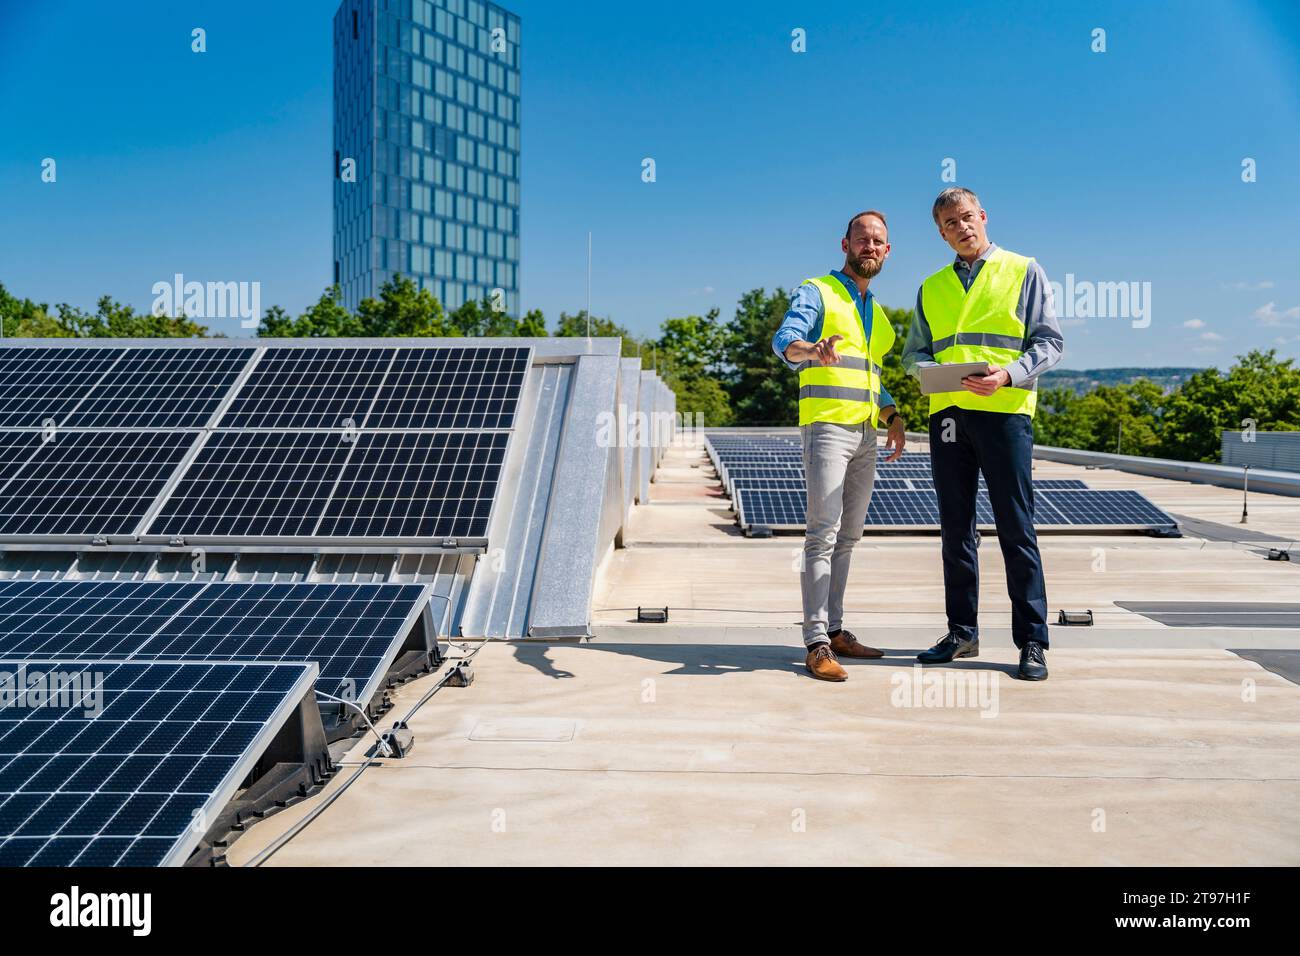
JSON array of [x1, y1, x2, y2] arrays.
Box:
[[928, 408, 1049, 649]]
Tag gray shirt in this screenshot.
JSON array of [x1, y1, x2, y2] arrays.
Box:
[[902, 242, 1064, 388]]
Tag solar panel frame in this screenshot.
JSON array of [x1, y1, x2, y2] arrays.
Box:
[[0, 658, 317, 867]]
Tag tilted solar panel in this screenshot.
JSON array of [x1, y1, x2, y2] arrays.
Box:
[[1035, 489, 1177, 528], [0, 431, 197, 537], [316, 431, 508, 538], [149, 430, 507, 540], [0, 579, 431, 704], [365, 346, 529, 430], [0, 659, 316, 867], [148, 431, 355, 538], [217, 347, 394, 430], [0, 348, 124, 429], [62, 348, 255, 429]]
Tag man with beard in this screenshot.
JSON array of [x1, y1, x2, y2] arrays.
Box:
[[903, 187, 1064, 680], [772, 210, 907, 682]]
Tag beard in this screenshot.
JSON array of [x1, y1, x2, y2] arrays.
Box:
[[849, 256, 882, 280]]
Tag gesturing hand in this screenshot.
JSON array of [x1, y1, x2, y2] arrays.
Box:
[[814, 334, 844, 365]]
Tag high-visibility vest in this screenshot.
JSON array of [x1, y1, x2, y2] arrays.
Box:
[[919, 247, 1036, 417], [796, 275, 896, 427]]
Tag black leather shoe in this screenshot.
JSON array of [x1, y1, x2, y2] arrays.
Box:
[[1018, 641, 1049, 681], [917, 633, 979, 664]]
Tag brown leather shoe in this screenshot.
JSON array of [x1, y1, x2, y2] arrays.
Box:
[[806, 642, 848, 681], [829, 629, 884, 659]]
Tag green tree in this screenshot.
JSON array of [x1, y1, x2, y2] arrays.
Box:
[[877, 305, 926, 429], [1158, 350, 1300, 462], [53, 296, 209, 337], [723, 287, 794, 425], [446, 298, 550, 337], [1035, 381, 1163, 457], [258, 285, 361, 337], [0, 283, 53, 337], [352, 274, 450, 337], [654, 308, 733, 426]]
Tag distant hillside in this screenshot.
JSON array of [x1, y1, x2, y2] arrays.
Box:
[[1039, 367, 1205, 395]]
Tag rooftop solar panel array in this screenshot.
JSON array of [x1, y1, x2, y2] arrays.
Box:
[[707, 432, 1178, 534], [0, 343, 532, 544], [0, 659, 316, 867]]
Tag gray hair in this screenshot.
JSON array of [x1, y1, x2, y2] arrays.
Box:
[[931, 187, 981, 225]]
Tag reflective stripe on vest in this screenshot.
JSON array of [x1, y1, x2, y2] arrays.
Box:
[[796, 275, 897, 427], [919, 247, 1037, 417]]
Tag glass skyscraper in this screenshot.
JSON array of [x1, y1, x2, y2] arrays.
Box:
[[333, 0, 521, 316]]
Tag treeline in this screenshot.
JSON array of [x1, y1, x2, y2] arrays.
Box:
[[4, 277, 1296, 463]]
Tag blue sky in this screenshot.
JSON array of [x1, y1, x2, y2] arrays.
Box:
[[2, 0, 1298, 369]]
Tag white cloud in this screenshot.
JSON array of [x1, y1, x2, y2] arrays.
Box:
[[1254, 301, 1300, 325], [1200, 331, 1224, 341], [1183, 318, 1205, 329]]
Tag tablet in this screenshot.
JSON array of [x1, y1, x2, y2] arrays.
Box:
[[918, 361, 992, 395]]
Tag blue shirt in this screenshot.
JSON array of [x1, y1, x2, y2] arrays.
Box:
[[771, 270, 896, 409]]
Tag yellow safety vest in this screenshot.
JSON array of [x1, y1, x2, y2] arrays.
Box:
[[796, 275, 896, 427], [919, 247, 1037, 417]]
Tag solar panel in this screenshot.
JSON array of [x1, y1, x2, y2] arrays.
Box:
[[0, 348, 124, 429], [148, 431, 354, 538], [0, 579, 431, 704], [728, 477, 807, 501], [867, 490, 943, 526], [316, 431, 508, 538], [63, 348, 255, 429], [723, 467, 805, 480], [716, 455, 803, 464], [0, 431, 196, 537], [1035, 489, 1177, 528], [873, 467, 932, 478], [873, 478, 912, 490], [218, 347, 394, 430], [0, 432, 44, 482], [364, 347, 529, 430], [734, 488, 807, 529], [907, 478, 1088, 491], [150, 430, 508, 540], [0, 659, 316, 867]]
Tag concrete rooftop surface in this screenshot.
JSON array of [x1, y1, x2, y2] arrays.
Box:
[[229, 434, 1300, 867]]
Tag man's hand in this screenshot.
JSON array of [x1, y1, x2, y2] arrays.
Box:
[[813, 334, 844, 365], [882, 409, 906, 462], [961, 364, 1011, 396], [785, 335, 845, 366]]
